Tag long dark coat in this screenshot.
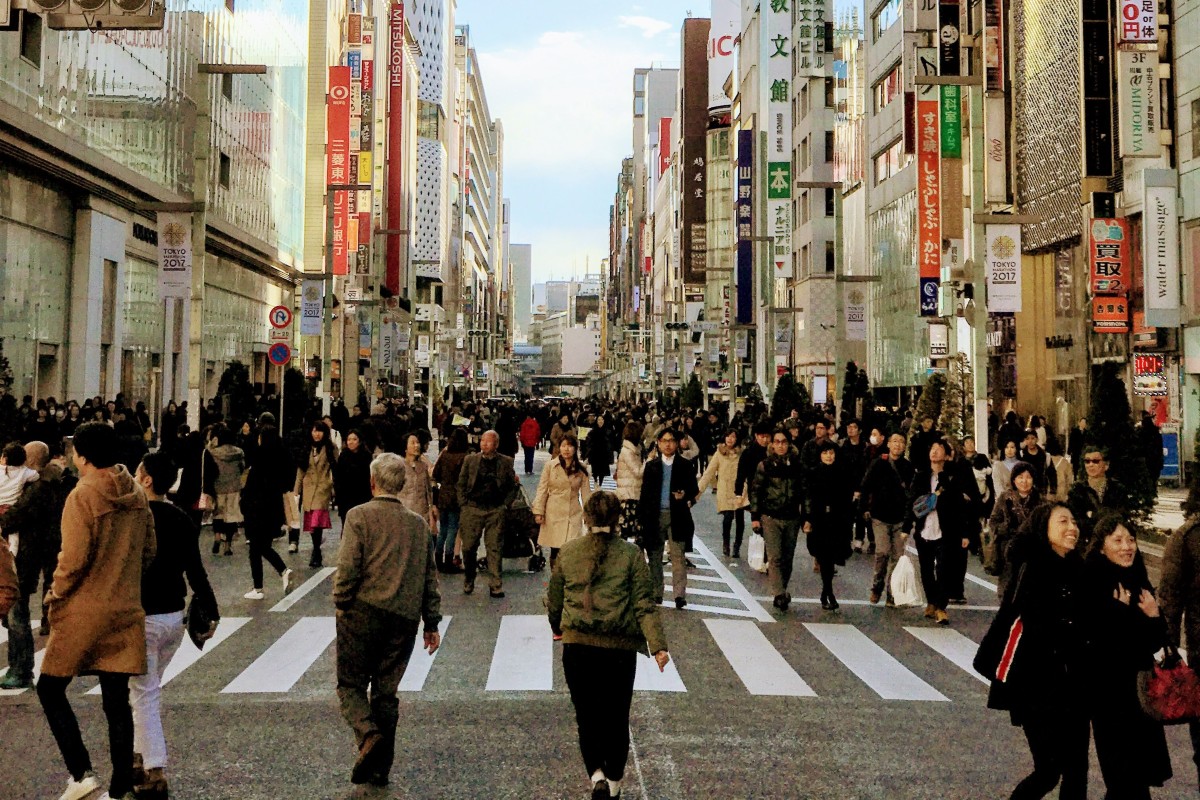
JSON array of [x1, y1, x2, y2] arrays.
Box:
[[638, 456, 698, 551]]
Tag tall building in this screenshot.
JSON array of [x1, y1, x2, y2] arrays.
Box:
[[510, 244, 532, 342]]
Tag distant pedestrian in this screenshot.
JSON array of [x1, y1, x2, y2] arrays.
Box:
[[37, 421, 157, 800], [208, 425, 246, 557], [398, 432, 437, 530], [239, 424, 296, 601], [805, 441, 852, 610], [295, 420, 337, 567], [457, 430, 519, 597], [1066, 446, 1130, 547], [751, 429, 805, 611], [638, 428, 699, 609], [333, 430, 373, 528], [534, 433, 592, 572], [333, 453, 442, 788], [519, 414, 542, 475], [431, 429, 469, 573], [858, 433, 914, 607], [547, 491, 669, 800], [584, 415, 613, 486], [698, 428, 747, 560], [613, 422, 645, 543]]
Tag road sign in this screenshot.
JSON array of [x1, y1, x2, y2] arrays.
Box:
[[269, 328, 291, 342], [269, 305, 292, 329], [268, 342, 292, 366]]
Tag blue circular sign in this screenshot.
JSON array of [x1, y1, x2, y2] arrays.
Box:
[[268, 342, 292, 366]]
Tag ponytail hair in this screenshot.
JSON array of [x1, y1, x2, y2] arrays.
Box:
[[581, 491, 622, 616]]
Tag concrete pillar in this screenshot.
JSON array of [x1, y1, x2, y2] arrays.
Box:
[[67, 207, 126, 401]]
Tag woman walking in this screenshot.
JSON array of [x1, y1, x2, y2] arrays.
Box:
[[804, 441, 852, 610], [584, 415, 613, 487], [1081, 514, 1171, 799], [240, 424, 295, 600], [398, 432, 437, 529], [698, 428, 748, 560], [294, 420, 337, 567], [209, 426, 246, 557], [333, 430, 372, 530], [986, 462, 1041, 585], [432, 429, 469, 573], [533, 433, 592, 570], [546, 491, 669, 800], [988, 503, 1088, 800], [549, 412, 574, 455], [614, 422, 645, 543]]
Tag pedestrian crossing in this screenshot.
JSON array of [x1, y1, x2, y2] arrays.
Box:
[[0, 614, 992, 703]]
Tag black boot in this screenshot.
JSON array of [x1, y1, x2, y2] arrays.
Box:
[[309, 529, 324, 568]]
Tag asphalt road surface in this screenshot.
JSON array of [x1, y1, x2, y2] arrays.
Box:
[[3, 447, 1198, 799]]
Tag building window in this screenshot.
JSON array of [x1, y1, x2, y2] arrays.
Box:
[[825, 241, 835, 273], [872, 0, 902, 41], [801, 191, 810, 224], [800, 136, 810, 171], [219, 152, 232, 188], [872, 138, 909, 184], [634, 72, 646, 92], [825, 131, 835, 163], [801, 244, 810, 278], [873, 62, 903, 114], [825, 187, 835, 217], [222, 73, 233, 100], [1193, 98, 1200, 159], [418, 100, 441, 139], [634, 96, 645, 117], [825, 77, 835, 108], [19, 11, 42, 67], [800, 83, 809, 120]]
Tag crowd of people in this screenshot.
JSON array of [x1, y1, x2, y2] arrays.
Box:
[[0, 386, 1195, 799]]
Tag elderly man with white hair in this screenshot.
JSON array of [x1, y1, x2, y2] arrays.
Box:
[[333, 452, 442, 787], [456, 430, 519, 598]]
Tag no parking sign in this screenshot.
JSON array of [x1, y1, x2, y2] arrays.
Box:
[[268, 342, 292, 366]]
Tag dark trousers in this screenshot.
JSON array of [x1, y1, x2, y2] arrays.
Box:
[[6, 591, 34, 680], [1093, 710, 1154, 799], [943, 533, 969, 601], [562, 643, 637, 782], [1010, 706, 1089, 800], [523, 445, 536, 474], [335, 601, 418, 773], [38, 672, 134, 797], [459, 505, 505, 592], [1190, 720, 1200, 785], [914, 533, 952, 610], [721, 510, 745, 556], [247, 522, 287, 589]]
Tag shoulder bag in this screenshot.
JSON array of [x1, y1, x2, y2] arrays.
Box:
[[1137, 645, 1200, 725], [973, 562, 1027, 682]]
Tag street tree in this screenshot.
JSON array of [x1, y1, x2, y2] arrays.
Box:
[[1086, 362, 1153, 517]]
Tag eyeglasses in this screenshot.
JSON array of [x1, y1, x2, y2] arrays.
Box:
[[1084, 458, 1104, 464]]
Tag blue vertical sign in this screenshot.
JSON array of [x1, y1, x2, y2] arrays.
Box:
[[736, 129, 754, 325]]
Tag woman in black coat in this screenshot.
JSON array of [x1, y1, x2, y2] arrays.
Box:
[[585, 415, 614, 485], [1081, 513, 1172, 799], [990, 502, 1089, 800], [803, 441, 852, 610], [333, 429, 373, 529], [239, 424, 295, 600]]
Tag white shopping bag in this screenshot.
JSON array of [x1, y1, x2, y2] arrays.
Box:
[[890, 554, 926, 607], [747, 533, 768, 573]]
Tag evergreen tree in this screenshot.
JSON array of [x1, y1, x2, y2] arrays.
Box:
[[909, 371, 947, 454], [937, 354, 974, 441], [771, 369, 809, 421], [681, 373, 704, 410], [1086, 362, 1153, 517], [282, 366, 308, 434], [216, 360, 258, 430], [840, 362, 860, 428]]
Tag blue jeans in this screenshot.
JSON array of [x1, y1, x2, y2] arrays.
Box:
[[6, 592, 34, 681], [436, 508, 460, 563]]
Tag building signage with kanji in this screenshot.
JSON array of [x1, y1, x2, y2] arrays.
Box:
[[917, 98, 941, 315], [1089, 218, 1128, 295], [1092, 295, 1130, 333]]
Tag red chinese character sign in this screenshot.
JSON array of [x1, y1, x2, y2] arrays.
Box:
[[326, 67, 351, 186], [1092, 296, 1129, 334], [917, 98, 941, 316], [1119, 0, 1157, 43], [1089, 218, 1128, 294]]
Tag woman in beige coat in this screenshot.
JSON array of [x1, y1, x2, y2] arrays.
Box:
[[398, 431, 438, 528], [38, 421, 156, 800], [295, 420, 337, 567], [533, 433, 592, 569], [614, 422, 645, 541], [698, 428, 747, 559]]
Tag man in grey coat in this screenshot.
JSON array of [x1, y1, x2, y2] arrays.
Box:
[[333, 453, 442, 787], [456, 430, 518, 598]]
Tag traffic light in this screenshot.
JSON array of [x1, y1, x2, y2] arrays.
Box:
[[664, 322, 690, 331], [467, 330, 491, 338]]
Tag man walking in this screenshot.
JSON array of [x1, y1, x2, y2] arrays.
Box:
[[750, 430, 805, 611], [456, 430, 518, 598], [334, 453, 442, 787], [639, 428, 699, 609], [519, 413, 542, 475], [859, 433, 915, 606]]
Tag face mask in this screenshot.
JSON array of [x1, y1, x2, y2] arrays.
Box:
[[870, 434, 883, 446]]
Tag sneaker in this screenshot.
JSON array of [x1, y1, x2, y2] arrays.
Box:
[[935, 610, 950, 626], [489, 589, 506, 599], [243, 589, 265, 600], [134, 767, 169, 800], [851, 541, 863, 553], [869, 590, 881, 605], [591, 778, 612, 799], [58, 771, 101, 800], [0, 673, 33, 690], [281, 568, 296, 594], [885, 596, 897, 609], [827, 595, 840, 611], [463, 581, 474, 595], [287, 542, 299, 554]]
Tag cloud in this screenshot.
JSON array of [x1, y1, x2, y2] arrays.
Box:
[[618, 15, 673, 38]]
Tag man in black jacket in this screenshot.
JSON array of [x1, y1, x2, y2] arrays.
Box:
[[734, 422, 773, 503], [1019, 430, 1056, 496], [456, 431, 519, 598], [132, 453, 219, 798], [858, 433, 915, 607], [750, 430, 805, 611], [638, 428, 699, 609]]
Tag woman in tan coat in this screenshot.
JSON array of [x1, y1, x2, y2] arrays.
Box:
[[295, 420, 337, 567], [38, 421, 156, 800], [698, 428, 748, 559], [533, 433, 592, 569], [398, 431, 438, 529]]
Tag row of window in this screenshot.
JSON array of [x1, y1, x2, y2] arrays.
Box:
[[873, 62, 902, 114], [872, 0, 902, 42], [872, 138, 911, 185], [794, 241, 837, 277], [794, 131, 837, 172]]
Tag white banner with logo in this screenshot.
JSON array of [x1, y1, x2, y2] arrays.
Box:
[[300, 279, 324, 335], [1143, 169, 1180, 327], [844, 284, 867, 341], [985, 224, 1022, 313], [983, 96, 1008, 204], [157, 212, 192, 299]]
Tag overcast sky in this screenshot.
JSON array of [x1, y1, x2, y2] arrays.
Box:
[[454, 1, 700, 283]]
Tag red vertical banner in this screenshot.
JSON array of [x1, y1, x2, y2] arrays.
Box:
[[326, 66, 351, 186], [333, 190, 349, 275], [658, 117, 672, 177], [385, 0, 405, 296], [917, 98, 941, 316]]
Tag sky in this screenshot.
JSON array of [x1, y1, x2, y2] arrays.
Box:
[[454, 0, 701, 283]]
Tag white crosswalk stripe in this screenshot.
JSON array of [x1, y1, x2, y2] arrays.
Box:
[[904, 626, 988, 685], [804, 623, 948, 701], [85, 617, 252, 696], [399, 617, 451, 692], [486, 614, 554, 691], [705, 619, 816, 697], [221, 617, 336, 694]]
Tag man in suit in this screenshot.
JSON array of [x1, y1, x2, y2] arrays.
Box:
[[638, 428, 699, 609], [456, 430, 518, 598]]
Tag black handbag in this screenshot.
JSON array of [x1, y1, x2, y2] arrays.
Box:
[[186, 595, 220, 650], [973, 563, 1027, 681]]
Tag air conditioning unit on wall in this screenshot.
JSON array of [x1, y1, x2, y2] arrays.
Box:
[[11, 0, 165, 29]]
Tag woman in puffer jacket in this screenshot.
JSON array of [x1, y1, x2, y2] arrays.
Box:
[[614, 422, 645, 543], [209, 425, 246, 556], [547, 491, 669, 800], [698, 428, 747, 560]]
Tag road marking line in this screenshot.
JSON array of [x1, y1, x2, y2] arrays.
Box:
[[269, 567, 336, 612], [663, 585, 740, 600], [904, 627, 988, 685], [804, 622, 948, 701], [688, 537, 775, 623], [0, 618, 38, 647], [486, 615, 553, 691], [221, 617, 335, 694], [905, 544, 998, 592], [85, 617, 252, 696], [750, 596, 999, 611], [705, 619, 816, 697], [663, 573, 728, 584], [659, 601, 764, 618], [634, 651, 686, 692], [398, 617, 451, 692]]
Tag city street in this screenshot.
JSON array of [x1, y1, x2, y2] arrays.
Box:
[[3, 447, 1198, 800]]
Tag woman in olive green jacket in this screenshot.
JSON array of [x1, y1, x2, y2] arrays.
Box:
[[547, 491, 669, 800]]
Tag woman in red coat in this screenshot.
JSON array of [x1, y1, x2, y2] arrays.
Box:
[[519, 415, 542, 476]]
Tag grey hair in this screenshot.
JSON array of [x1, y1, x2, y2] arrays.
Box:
[[370, 452, 407, 495], [482, 430, 500, 441]]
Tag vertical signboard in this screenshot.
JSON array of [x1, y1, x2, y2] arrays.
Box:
[[1116, 49, 1160, 158], [385, 0, 405, 296], [658, 117, 672, 177], [736, 129, 754, 325], [326, 66, 351, 186], [767, 0, 792, 280], [1119, 0, 1157, 42], [917, 99, 941, 315], [941, 85, 961, 158], [844, 285, 867, 340], [332, 190, 349, 275], [708, 0, 737, 116], [1089, 217, 1129, 294], [157, 212, 192, 299], [985, 224, 1022, 312], [983, 0, 1005, 91], [983, 96, 1007, 203], [301, 279, 324, 335], [1143, 170, 1181, 327], [680, 18, 710, 284], [938, 0, 960, 76]]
